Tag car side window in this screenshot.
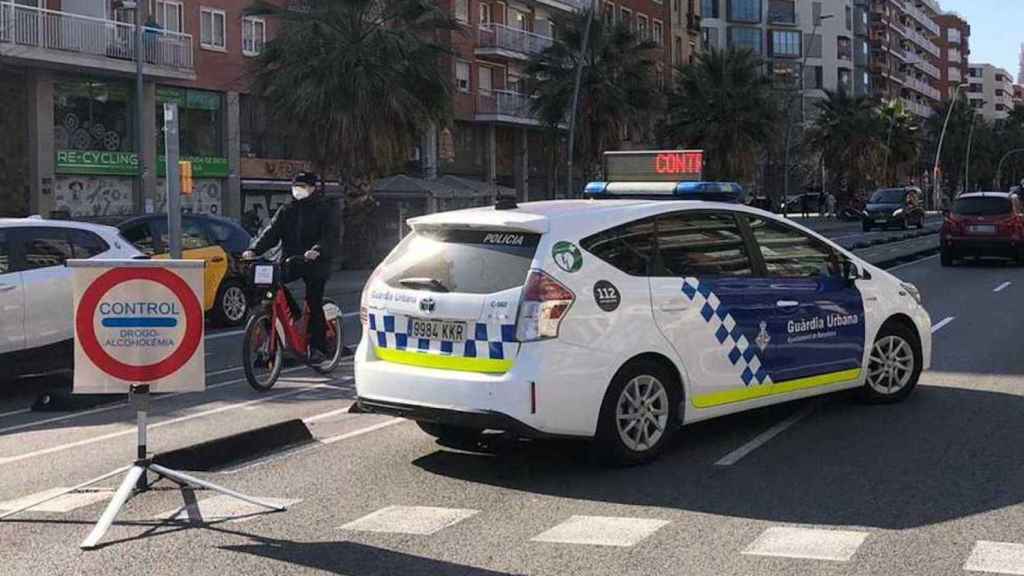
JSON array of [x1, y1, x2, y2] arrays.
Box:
[[122, 222, 157, 255], [0, 231, 9, 274], [653, 212, 753, 277], [580, 219, 656, 276], [206, 221, 233, 245], [181, 220, 211, 250], [69, 229, 110, 258], [747, 216, 840, 278], [18, 228, 74, 271]]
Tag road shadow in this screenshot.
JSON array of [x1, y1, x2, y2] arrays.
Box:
[[223, 539, 523, 576], [413, 384, 1024, 531]]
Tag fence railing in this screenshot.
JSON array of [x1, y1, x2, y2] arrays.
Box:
[[478, 23, 553, 57], [477, 90, 540, 120], [0, 3, 193, 71]]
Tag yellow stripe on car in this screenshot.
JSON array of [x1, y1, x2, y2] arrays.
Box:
[[692, 368, 862, 409], [375, 347, 514, 374]]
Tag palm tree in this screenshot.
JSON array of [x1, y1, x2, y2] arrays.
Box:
[[805, 90, 884, 205], [660, 48, 778, 183], [525, 10, 661, 183], [247, 0, 457, 179], [879, 99, 921, 187]]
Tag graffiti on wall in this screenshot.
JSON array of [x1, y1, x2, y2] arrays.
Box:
[[54, 176, 134, 217], [155, 179, 223, 215]]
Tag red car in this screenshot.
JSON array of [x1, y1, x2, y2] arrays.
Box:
[[941, 192, 1024, 266]]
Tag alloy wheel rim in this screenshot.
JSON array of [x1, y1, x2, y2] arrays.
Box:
[[867, 335, 914, 395], [223, 286, 247, 322], [616, 375, 669, 452]]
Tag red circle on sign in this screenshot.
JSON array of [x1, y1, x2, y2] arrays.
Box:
[[76, 267, 203, 382]]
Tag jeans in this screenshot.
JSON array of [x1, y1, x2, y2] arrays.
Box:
[[285, 259, 329, 354]]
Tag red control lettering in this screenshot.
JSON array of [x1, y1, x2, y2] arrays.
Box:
[[654, 152, 704, 176]]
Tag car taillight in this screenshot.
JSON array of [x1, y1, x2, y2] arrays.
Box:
[[360, 267, 384, 329], [516, 270, 575, 342], [943, 215, 961, 235]]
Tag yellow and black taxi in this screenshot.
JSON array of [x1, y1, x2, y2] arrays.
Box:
[[118, 214, 252, 326]]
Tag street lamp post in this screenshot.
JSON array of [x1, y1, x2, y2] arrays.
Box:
[[782, 13, 833, 214], [996, 148, 1024, 190], [963, 111, 976, 194], [933, 83, 967, 209], [565, 2, 597, 199]]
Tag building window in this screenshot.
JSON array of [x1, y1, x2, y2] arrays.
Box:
[[478, 66, 493, 95], [455, 61, 471, 93], [804, 65, 822, 89], [620, 7, 632, 30], [652, 20, 663, 46], [454, 0, 468, 23], [838, 68, 851, 93], [156, 87, 224, 157], [804, 33, 821, 58], [728, 26, 761, 54], [837, 36, 851, 61], [767, 0, 795, 24], [604, 2, 616, 26], [54, 80, 135, 156], [845, 5, 851, 30], [153, 0, 183, 33], [510, 8, 528, 30], [200, 7, 226, 51], [480, 3, 491, 25], [702, 0, 719, 18], [770, 30, 800, 57], [242, 17, 265, 56], [637, 14, 648, 40], [728, 0, 761, 23]]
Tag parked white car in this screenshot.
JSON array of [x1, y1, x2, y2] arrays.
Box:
[[0, 218, 141, 382]]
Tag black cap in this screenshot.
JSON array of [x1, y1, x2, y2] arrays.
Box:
[[292, 171, 319, 186]]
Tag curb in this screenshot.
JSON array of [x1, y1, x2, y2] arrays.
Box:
[[152, 418, 314, 471]]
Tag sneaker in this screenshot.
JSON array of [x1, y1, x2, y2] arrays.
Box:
[[307, 348, 328, 364]]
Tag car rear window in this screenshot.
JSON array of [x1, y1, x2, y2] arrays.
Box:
[[380, 229, 540, 295], [870, 189, 908, 203], [953, 197, 1012, 216]]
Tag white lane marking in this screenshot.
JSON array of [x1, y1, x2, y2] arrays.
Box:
[[931, 316, 955, 334], [715, 403, 816, 466], [887, 253, 939, 272], [320, 418, 404, 445], [159, 496, 302, 524], [0, 487, 114, 513], [302, 406, 355, 424], [0, 366, 314, 434], [0, 408, 31, 419], [0, 383, 337, 466], [965, 541, 1024, 575], [340, 505, 478, 535], [205, 329, 245, 340], [743, 526, 869, 562], [531, 515, 670, 547], [995, 281, 1012, 293]]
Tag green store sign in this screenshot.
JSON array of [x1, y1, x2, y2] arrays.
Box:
[[56, 150, 229, 178]]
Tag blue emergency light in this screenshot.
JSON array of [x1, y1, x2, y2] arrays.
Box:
[[585, 150, 746, 203], [584, 180, 746, 203]]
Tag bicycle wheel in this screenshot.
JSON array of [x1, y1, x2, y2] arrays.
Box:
[[311, 299, 344, 374], [243, 311, 283, 391]]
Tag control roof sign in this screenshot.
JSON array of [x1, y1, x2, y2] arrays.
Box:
[[69, 259, 206, 393], [604, 150, 704, 183]]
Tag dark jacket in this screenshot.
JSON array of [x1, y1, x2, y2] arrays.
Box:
[[250, 193, 339, 276]]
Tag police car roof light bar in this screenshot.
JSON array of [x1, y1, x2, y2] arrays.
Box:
[[584, 181, 745, 203]]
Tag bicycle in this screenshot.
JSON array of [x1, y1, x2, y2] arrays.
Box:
[[241, 256, 344, 391]]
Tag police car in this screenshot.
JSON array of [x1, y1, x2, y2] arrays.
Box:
[[354, 151, 932, 465]]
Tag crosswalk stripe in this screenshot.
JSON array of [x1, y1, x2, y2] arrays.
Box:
[[965, 541, 1024, 575], [340, 505, 478, 535], [531, 515, 670, 547], [742, 526, 869, 562]]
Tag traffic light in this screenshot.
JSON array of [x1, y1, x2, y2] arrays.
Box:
[[179, 160, 193, 196]]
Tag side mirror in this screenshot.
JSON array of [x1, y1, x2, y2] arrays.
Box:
[[842, 259, 868, 283]]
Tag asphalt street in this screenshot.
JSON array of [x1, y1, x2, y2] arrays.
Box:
[[6, 216, 1021, 576]]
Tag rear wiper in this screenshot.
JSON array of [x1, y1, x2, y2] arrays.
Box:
[[398, 277, 450, 293]]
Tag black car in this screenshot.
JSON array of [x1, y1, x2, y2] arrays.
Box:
[[862, 187, 925, 231]]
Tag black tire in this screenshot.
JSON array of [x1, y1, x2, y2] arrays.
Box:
[[310, 299, 344, 374], [417, 421, 483, 449], [593, 359, 681, 466], [213, 279, 249, 327], [940, 248, 954, 267], [242, 312, 283, 392], [858, 322, 922, 404]]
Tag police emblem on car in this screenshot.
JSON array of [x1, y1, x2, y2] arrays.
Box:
[[419, 297, 436, 313]]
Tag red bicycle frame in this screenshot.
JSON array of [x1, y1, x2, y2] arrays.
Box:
[[266, 287, 336, 357]]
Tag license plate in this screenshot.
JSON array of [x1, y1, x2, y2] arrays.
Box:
[[969, 225, 996, 234], [408, 318, 467, 342]]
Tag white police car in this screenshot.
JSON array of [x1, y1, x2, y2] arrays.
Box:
[[354, 152, 931, 465]]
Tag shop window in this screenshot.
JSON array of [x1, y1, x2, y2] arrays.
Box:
[[54, 80, 134, 154], [156, 87, 224, 157]]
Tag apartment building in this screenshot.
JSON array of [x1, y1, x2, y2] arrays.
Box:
[[933, 11, 968, 100], [670, 0, 703, 68], [968, 63, 1014, 121]]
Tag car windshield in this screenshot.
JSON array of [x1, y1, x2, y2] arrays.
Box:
[[953, 196, 1012, 216], [870, 189, 908, 204]]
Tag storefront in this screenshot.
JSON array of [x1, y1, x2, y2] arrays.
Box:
[[154, 86, 228, 216]]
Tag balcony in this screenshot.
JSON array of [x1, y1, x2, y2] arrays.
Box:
[[476, 90, 547, 127], [530, 0, 587, 13], [903, 27, 939, 57], [0, 3, 193, 79], [900, 97, 934, 117], [948, 67, 962, 83], [905, 53, 940, 79], [904, 4, 940, 36], [477, 24, 553, 60], [904, 75, 940, 100]]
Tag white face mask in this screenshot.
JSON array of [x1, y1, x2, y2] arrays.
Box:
[[291, 185, 312, 201]]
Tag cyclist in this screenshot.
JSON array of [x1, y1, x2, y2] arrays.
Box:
[[243, 171, 339, 363]]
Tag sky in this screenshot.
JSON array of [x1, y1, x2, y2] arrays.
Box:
[[940, 0, 1023, 81]]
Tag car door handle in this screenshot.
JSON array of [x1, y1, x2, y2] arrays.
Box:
[[0, 284, 16, 293], [776, 300, 800, 308], [211, 256, 225, 263]]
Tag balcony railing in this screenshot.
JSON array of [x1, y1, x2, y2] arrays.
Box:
[[477, 23, 553, 58], [900, 97, 934, 118], [905, 54, 940, 79], [477, 90, 547, 125], [904, 4, 940, 36], [948, 68, 962, 83], [903, 27, 939, 57], [0, 3, 193, 71], [904, 75, 940, 100]]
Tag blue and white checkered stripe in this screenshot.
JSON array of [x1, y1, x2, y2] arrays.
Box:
[[367, 312, 516, 360], [681, 277, 772, 387]]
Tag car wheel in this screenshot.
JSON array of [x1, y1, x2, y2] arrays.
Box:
[[859, 323, 921, 404], [594, 360, 680, 466], [940, 247, 954, 267], [214, 279, 249, 327], [417, 422, 483, 449]]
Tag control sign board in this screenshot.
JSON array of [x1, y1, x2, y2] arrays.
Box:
[[69, 259, 205, 393], [604, 150, 704, 182]]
